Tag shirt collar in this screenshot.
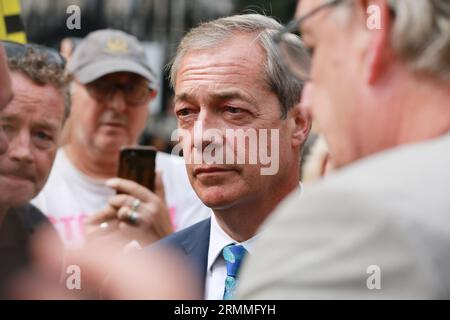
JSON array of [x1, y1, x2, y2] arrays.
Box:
[[206, 183, 304, 272], [207, 213, 258, 273]]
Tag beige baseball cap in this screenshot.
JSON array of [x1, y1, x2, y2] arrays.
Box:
[[68, 29, 157, 88]]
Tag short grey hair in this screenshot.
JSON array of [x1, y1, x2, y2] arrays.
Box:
[[341, 0, 450, 82], [169, 14, 308, 118], [388, 0, 450, 82]]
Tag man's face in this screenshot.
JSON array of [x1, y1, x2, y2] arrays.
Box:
[[0, 46, 13, 155], [174, 33, 298, 210], [70, 72, 153, 157], [0, 72, 65, 207], [297, 0, 370, 167]]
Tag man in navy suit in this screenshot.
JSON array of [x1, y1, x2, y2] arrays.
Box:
[[156, 14, 311, 299]]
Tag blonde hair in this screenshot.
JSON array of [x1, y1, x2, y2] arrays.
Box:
[[302, 135, 332, 184]]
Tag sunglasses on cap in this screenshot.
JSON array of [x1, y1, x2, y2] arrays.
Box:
[[1, 40, 66, 69]]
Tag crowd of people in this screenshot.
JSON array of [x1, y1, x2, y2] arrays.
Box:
[[0, 0, 449, 300]]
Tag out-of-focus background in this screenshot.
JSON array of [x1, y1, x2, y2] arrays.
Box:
[[11, 0, 297, 152]]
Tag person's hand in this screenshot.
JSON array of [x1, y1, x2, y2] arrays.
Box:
[[7, 227, 200, 300], [85, 172, 174, 247]]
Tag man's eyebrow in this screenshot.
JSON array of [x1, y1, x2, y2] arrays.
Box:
[[0, 113, 19, 122], [1, 113, 59, 131], [34, 120, 59, 131], [210, 91, 251, 103], [175, 90, 254, 104]]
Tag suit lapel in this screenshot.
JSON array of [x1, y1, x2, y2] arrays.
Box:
[[180, 218, 211, 297]]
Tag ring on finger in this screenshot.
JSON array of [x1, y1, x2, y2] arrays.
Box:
[[131, 198, 141, 212], [127, 209, 140, 224], [100, 221, 109, 230]]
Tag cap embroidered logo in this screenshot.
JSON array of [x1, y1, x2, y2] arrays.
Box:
[[105, 37, 129, 54]]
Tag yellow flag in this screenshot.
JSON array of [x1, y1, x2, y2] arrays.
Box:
[[0, 0, 26, 43]]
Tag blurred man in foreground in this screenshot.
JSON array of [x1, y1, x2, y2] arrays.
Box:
[[0, 45, 13, 154], [238, 0, 450, 299]]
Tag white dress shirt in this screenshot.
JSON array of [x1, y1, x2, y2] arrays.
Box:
[[204, 183, 303, 300], [204, 213, 257, 300]]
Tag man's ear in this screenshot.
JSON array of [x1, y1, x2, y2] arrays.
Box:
[[355, 0, 393, 84], [289, 102, 311, 149]]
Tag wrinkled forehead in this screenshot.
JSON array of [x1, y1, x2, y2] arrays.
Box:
[[9, 71, 65, 110], [176, 35, 267, 86]]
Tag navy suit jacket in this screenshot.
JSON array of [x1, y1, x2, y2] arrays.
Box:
[[152, 218, 211, 297]]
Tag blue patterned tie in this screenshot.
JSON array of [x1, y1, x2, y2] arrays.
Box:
[[222, 244, 247, 300]]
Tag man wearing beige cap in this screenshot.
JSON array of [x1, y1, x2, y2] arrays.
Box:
[[32, 29, 210, 248]]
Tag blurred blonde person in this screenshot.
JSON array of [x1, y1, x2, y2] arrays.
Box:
[[302, 135, 333, 184]]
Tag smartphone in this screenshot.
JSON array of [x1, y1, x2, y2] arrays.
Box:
[[117, 146, 157, 192]]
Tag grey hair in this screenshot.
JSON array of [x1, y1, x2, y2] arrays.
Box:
[[388, 0, 450, 82], [168, 14, 308, 118], [340, 0, 450, 82]]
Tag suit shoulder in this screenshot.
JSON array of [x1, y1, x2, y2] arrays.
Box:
[[156, 218, 211, 249]]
